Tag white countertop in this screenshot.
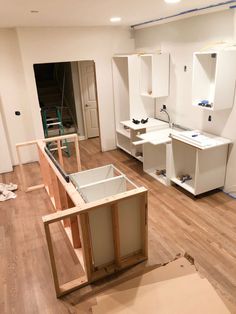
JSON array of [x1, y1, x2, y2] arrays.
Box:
[[138, 128, 181, 145], [170, 130, 231, 149], [120, 118, 168, 131], [138, 128, 231, 149]]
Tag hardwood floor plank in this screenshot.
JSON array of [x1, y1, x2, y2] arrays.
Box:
[[1, 138, 236, 313]]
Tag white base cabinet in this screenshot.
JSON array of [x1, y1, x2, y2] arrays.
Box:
[[139, 128, 231, 196], [170, 139, 229, 195], [143, 142, 172, 186]]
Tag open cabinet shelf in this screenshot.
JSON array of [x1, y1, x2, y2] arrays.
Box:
[[192, 50, 236, 111], [143, 142, 169, 185], [140, 53, 170, 98]]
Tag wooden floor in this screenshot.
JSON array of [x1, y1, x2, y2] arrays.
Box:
[[1, 137, 236, 313]]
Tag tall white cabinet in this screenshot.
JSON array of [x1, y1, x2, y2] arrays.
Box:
[[113, 54, 154, 158], [192, 50, 236, 110], [112, 53, 170, 160]]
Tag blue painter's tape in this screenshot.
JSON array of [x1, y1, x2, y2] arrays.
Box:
[[131, 0, 236, 28]]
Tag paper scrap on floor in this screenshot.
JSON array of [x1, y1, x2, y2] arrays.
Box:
[[0, 183, 17, 201], [92, 257, 230, 314]]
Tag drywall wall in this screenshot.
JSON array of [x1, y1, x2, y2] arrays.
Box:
[[16, 27, 134, 153], [0, 29, 37, 166], [134, 9, 236, 191], [0, 27, 133, 168], [0, 107, 12, 173]]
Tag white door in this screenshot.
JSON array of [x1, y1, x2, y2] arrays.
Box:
[[80, 61, 99, 138]]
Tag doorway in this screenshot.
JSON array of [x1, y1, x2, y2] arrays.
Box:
[[78, 61, 100, 138], [33, 60, 100, 142]]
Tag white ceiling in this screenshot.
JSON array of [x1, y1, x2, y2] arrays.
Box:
[[0, 0, 231, 28]]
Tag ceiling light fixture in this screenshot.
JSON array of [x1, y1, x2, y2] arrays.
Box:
[[164, 0, 181, 3], [110, 17, 121, 23], [30, 10, 39, 13]]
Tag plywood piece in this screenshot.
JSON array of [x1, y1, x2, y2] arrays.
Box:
[[111, 204, 121, 267], [79, 177, 126, 203], [70, 165, 114, 188], [93, 273, 230, 314], [88, 205, 115, 267], [96, 257, 194, 298], [118, 196, 142, 257]]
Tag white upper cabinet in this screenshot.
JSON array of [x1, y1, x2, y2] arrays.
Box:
[[192, 50, 236, 111], [140, 53, 170, 98]]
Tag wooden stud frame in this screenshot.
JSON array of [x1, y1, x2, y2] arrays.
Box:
[[16, 134, 148, 297], [16, 134, 81, 192]]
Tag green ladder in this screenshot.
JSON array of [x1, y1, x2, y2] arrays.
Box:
[[41, 107, 70, 157]]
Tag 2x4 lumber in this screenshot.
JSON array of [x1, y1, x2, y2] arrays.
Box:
[[111, 203, 121, 267], [67, 194, 82, 248], [56, 140, 64, 168], [26, 184, 44, 192], [38, 147, 49, 188], [42, 187, 147, 224], [58, 276, 88, 297], [44, 223, 61, 296], [16, 145, 27, 191], [74, 136, 82, 172], [140, 192, 148, 258], [50, 169, 62, 211], [70, 216, 82, 249], [16, 141, 43, 192], [15, 140, 38, 148], [90, 253, 147, 283], [37, 141, 85, 206], [79, 213, 94, 281], [43, 133, 77, 143], [57, 180, 70, 227]]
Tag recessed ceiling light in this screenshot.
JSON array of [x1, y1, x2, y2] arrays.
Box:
[[110, 17, 122, 23], [165, 0, 181, 3], [30, 10, 39, 13]]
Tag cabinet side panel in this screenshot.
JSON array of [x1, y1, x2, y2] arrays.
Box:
[[112, 58, 130, 128], [214, 51, 236, 110], [195, 145, 228, 194], [154, 53, 170, 97], [118, 196, 142, 257], [88, 205, 115, 267]]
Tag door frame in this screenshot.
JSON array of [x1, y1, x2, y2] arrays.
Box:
[[78, 60, 101, 143]]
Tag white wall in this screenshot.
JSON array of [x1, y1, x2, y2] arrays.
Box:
[[0, 107, 12, 173], [16, 27, 134, 153], [134, 10, 236, 192], [0, 29, 36, 166], [0, 26, 133, 170]]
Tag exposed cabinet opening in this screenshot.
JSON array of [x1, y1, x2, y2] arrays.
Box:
[[140, 55, 153, 97], [192, 53, 217, 109], [192, 50, 236, 111]]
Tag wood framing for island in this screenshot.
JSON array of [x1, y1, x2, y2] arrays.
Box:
[[16, 134, 148, 297]]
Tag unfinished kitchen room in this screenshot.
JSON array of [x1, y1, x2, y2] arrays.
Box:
[[0, 0, 236, 313]]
